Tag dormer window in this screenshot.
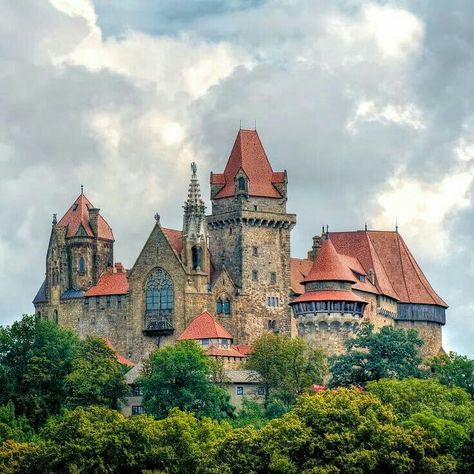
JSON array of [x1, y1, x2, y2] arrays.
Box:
[[238, 176, 246, 191], [359, 274, 366, 282]]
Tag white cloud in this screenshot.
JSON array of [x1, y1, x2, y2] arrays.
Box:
[[372, 160, 474, 259]]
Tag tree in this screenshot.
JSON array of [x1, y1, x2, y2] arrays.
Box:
[[329, 324, 423, 387], [0, 315, 79, 427], [428, 351, 474, 399], [140, 340, 234, 419], [65, 336, 130, 409], [246, 334, 326, 406], [0, 402, 34, 443]]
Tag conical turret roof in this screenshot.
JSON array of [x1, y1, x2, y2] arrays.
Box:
[[302, 238, 356, 284], [210, 129, 286, 199], [57, 192, 114, 241]]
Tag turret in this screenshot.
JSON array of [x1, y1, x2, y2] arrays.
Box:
[[290, 238, 367, 355]]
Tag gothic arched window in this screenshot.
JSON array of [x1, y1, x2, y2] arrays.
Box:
[[78, 257, 86, 274], [146, 268, 174, 314], [53, 309, 58, 324], [223, 298, 231, 315], [238, 176, 246, 191], [216, 298, 223, 314]]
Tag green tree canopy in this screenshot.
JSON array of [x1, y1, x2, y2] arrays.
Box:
[[428, 351, 474, 399], [0, 315, 79, 427], [0, 402, 34, 443], [139, 340, 234, 419], [245, 333, 327, 407], [329, 324, 423, 387], [65, 336, 130, 409]]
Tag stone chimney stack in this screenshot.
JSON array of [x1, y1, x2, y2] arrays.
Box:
[[307, 233, 323, 261], [88, 208, 100, 236]]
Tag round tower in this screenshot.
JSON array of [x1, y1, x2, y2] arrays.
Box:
[[290, 238, 367, 355]]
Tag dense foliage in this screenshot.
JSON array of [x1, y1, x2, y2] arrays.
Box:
[[140, 340, 235, 419], [246, 333, 326, 409], [329, 323, 424, 387], [1, 316, 473, 473]]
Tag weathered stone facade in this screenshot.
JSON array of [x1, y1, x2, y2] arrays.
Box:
[[33, 129, 447, 362]]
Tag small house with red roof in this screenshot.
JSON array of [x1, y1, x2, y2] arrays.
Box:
[[33, 128, 447, 362]]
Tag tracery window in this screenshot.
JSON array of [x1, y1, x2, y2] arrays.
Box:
[[146, 268, 174, 313]]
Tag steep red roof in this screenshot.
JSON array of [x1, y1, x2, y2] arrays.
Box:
[[290, 258, 313, 294], [58, 193, 114, 241], [177, 311, 233, 341], [162, 227, 183, 254], [85, 263, 129, 296], [103, 338, 135, 367], [303, 239, 357, 284], [207, 346, 246, 358], [329, 231, 447, 307], [210, 129, 284, 199], [291, 290, 365, 304]]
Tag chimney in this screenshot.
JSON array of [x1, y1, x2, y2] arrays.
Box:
[[307, 234, 323, 261], [88, 208, 100, 236], [114, 262, 124, 273]]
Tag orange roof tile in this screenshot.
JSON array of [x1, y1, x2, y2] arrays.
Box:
[[162, 227, 183, 254], [211, 129, 284, 199], [103, 338, 135, 367], [206, 346, 246, 358], [330, 231, 447, 307], [234, 344, 252, 356], [177, 311, 233, 341], [291, 290, 365, 304], [85, 263, 129, 296], [290, 258, 313, 294], [303, 239, 357, 284], [58, 193, 114, 241]]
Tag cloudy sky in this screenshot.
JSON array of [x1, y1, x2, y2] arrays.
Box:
[[1, 0, 473, 356]]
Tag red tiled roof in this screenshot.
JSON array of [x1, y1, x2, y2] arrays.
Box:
[[85, 263, 129, 296], [103, 338, 135, 367], [58, 193, 114, 241], [290, 258, 313, 294], [177, 311, 233, 341], [234, 344, 252, 356], [303, 239, 357, 284], [162, 227, 183, 254], [291, 290, 366, 304], [338, 255, 379, 295], [211, 129, 284, 199], [329, 231, 447, 307], [206, 346, 246, 358]]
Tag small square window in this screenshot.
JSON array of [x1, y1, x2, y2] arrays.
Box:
[[253, 205, 258, 211], [132, 406, 146, 416], [132, 386, 142, 396], [252, 270, 258, 281], [257, 386, 265, 396], [236, 386, 244, 396], [359, 274, 366, 282], [252, 246, 258, 256]]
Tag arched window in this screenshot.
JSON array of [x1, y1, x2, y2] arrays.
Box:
[[223, 298, 231, 315], [192, 245, 202, 270], [216, 298, 223, 314], [238, 176, 246, 191], [146, 268, 174, 314], [53, 309, 58, 324], [78, 257, 86, 274]]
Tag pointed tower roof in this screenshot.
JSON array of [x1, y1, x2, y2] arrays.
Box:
[[177, 311, 233, 341], [302, 238, 357, 284], [57, 192, 114, 240], [210, 129, 285, 199], [183, 162, 206, 240]]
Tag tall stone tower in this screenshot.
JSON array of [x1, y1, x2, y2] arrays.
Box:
[[207, 129, 296, 340], [181, 162, 210, 293], [33, 190, 114, 323]]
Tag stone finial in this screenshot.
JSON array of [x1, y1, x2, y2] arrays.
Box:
[[52, 213, 57, 225], [80, 184, 84, 194], [191, 162, 197, 176], [154, 213, 160, 223]]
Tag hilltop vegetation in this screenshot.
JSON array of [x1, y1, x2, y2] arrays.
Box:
[[0, 315, 472, 473]]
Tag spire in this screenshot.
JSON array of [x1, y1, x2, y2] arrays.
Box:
[[183, 162, 206, 241]]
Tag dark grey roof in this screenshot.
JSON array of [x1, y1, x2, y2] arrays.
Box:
[[32, 279, 48, 304], [225, 369, 261, 384], [60, 288, 85, 300]]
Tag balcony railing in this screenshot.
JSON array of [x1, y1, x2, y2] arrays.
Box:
[[143, 311, 174, 336]]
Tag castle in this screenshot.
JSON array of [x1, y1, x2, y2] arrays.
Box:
[[33, 129, 447, 362]]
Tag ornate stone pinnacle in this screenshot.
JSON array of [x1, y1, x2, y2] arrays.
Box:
[[154, 213, 160, 223]]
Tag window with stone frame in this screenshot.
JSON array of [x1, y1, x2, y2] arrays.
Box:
[[132, 406, 145, 416], [216, 298, 223, 314], [236, 386, 244, 396], [78, 256, 86, 274], [145, 268, 174, 314], [252, 270, 258, 281], [270, 272, 277, 284]]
